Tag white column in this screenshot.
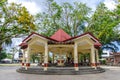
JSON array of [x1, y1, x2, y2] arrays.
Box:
[[22, 49, 25, 67], [44, 43, 48, 71], [74, 42, 79, 71], [91, 45, 96, 69], [96, 49, 100, 66], [25, 46, 30, 70]]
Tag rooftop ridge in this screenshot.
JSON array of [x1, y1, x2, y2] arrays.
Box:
[[50, 29, 71, 42]]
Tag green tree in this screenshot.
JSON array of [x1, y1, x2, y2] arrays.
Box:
[[10, 47, 18, 63], [30, 53, 39, 63], [86, 3, 120, 52], [0, 50, 7, 61], [0, 0, 36, 51], [0, 0, 6, 6], [35, 0, 91, 36], [61, 2, 91, 36], [6, 54, 12, 59], [35, 0, 62, 36], [35, 1, 120, 52]]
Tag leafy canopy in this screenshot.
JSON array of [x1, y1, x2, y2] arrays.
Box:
[[0, 0, 36, 49], [35, 0, 91, 36], [35, 0, 120, 52]]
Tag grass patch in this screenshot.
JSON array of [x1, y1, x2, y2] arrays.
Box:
[[0, 63, 21, 66]]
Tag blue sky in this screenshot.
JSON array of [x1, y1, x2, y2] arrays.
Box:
[[8, 0, 117, 15]]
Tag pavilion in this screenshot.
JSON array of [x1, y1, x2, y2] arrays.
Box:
[[19, 29, 101, 71]]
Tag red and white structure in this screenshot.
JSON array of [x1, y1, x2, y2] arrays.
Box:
[[19, 29, 101, 71]]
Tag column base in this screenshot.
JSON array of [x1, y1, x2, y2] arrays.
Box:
[[91, 63, 97, 66], [25, 63, 30, 70], [74, 63, 79, 71], [91, 63, 97, 69], [26, 63, 30, 67], [44, 63, 48, 71], [22, 63, 25, 67]]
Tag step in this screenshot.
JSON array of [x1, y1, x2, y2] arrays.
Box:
[[16, 67, 105, 75]]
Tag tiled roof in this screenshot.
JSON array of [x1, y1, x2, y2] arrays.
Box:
[[50, 29, 71, 42], [19, 29, 102, 47]]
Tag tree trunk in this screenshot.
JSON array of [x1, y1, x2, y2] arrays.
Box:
[[12, 54, 15, 63], [0, 45, 2, 53], [32, 58, 35, 63]]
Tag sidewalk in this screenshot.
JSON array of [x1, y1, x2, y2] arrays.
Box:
[[100, 65, 120, 70], [0, 63, 37, 66]]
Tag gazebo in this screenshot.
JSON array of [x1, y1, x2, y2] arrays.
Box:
[[19, 29, 101, 71]]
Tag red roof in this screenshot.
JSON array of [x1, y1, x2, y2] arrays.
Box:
[[64, 32, 100, 42], [50, 29, 71, 42], [19, 42, 27, 46], [22, 32, 58, 42], [19, 42, 28, 49], [94, 42, 102, 46], [20, 29, 101, 48], [94, 42, 102, 48]]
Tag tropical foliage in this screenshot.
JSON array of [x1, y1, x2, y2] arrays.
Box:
[[35, 0, 120, 52], [0, 0, 36, 50], [86, 3, 120, 52], [35, 0, 91, 36], [30, 53, 40, 63], [0, 50, 7, 61]]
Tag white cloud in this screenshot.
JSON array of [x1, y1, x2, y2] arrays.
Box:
[[21, 2, 41, 15], [104, 0, 117, 10], [7, 0, 105, 14], [55, 0, 103, 11], [8, 0, 41, 15], [7, 0, 117, 15], [11, 38, 23, 47]]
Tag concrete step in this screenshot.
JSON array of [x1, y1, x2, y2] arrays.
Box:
[[17, 67, 105, 75]]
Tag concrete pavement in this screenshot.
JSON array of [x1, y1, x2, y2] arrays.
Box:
[[0, 65, 120, 80]]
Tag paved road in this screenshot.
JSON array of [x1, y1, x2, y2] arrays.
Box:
[[0, 66, 120, 80]]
